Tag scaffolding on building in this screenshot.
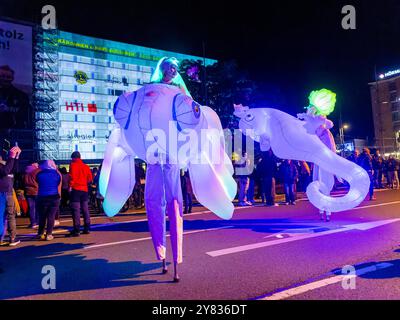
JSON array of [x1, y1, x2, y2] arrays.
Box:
[[33, 27, 60, 161]]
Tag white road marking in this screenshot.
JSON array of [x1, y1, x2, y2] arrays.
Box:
[[206, 219, 400, 257], [84, 226, 234, 250], [258, 262, 393, 300], [351, 201, 400, 211]]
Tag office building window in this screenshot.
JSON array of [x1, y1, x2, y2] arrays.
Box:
[[392, 102, 400, 112], [389, 82, 397, 92], [390, 91, 397, 102], [114, 89, 123, 96]]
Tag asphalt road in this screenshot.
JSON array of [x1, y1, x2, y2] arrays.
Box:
[[1, 189, 400, 300]]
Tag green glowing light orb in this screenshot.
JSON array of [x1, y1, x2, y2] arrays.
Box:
[[308, 89, 336, 116]]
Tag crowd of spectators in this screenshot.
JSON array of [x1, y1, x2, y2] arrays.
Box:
[[1, 145, 400, 248]]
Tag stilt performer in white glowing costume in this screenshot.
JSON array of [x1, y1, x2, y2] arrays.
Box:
[[99, 57, 236, 282], [233, 97, 370, 216], [297, 89, 338, 221]]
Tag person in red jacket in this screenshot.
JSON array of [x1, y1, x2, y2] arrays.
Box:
[[68, 151, 93, 237]]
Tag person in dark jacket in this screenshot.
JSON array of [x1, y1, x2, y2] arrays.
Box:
[[347, 149, 360, 163], [298, 161, 311, 192], [68, 151, 93, 236], [357, 148, 375, 200], [180, 170, 193, 214], [93, 164, 104, 213], [281, 159, 298, 205], [34, 160, 62, 241], [257, 150, 279, 206], [0, 146, 21, 246], [372, 150, 384, 189], [234, 152, 253, 206], [59, 167, 70, 209], [387, 156, 400, 189]]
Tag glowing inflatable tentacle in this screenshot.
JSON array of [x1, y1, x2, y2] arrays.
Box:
[[313, 165, 335, 196], [306, 151, 370, 213]]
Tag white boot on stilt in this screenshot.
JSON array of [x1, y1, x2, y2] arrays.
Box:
[[162, 259, 168, 274], [173, 262, 180, 283], [326, 211, 331, 222]]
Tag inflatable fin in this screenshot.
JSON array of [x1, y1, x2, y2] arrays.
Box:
[[99, 127, 121, 197], [201, 106, 235, 181], [188, 106, 237, 219], [100, 128, 136, 217], [189, 152, 235, 220]]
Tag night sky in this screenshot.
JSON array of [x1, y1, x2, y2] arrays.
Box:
[[2, 0, 400, 140]]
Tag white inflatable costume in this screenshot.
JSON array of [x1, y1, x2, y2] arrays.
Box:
[[234, 104, 370, 214], [99, 58, 236, 280]]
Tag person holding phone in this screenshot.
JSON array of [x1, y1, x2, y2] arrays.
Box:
[[0, 146, 21, 246]]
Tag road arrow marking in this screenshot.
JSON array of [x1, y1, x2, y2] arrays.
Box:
[[206, 219, 400, 257]]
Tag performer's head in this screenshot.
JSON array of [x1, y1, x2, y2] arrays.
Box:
[[160, 57, 179, 84], [150, 57, 192, 97]]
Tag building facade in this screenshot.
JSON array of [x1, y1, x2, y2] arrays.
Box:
[[369, 70, 400, 155], [46, 31, 216, 161], [1, 17, 217, 163]]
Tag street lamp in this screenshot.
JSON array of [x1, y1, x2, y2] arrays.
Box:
[[339, 124, 349, 156]]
